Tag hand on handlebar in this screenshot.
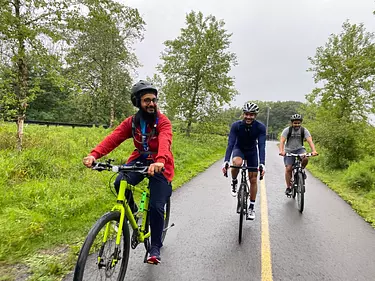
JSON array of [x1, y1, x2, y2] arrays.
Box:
[[148, 162, 165, 176], [257, 164, 265, 181], [83, 155, 96, 168], [222, 161, 229, 177], [259, 164, 265, 177]]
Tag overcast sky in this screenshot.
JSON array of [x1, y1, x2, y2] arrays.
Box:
[[122, 0, 374, 107]]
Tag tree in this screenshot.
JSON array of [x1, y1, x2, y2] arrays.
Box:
[[26, 66, 77, 122], [243, 100, 303, 134], [306, 21, 375, 168], [307, 21, 375, 122], [0, 0, 78, 150], [158, 11, 238, 136], [66, 0, 144, 127], [0, 64, 17, 121]]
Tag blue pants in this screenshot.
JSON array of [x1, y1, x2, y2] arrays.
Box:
[[114, 158, 172, 250]]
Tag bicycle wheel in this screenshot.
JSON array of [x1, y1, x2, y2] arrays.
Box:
[[161, 197, 171, 243], [73, 211, 130, 281], [238, 183, 247, 244], [296, 172, 305, 213]]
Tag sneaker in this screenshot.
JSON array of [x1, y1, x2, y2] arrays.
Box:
[[285, 187, 292, 196], [147, 247, 161, 265], [247, 208, 255, 220], [231, 179, 237, 197]]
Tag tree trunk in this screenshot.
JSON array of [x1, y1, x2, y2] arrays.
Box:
[[15, 0, 28, 151], [17, 115, 24, 151], [186, 76, 200, 137], [109, 99, 115, 128]]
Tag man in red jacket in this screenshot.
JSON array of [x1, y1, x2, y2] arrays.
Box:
[[83, 80, 174, 265]]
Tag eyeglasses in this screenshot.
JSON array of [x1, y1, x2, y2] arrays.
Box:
[[292, 122, 301, 125], [142, 97, 158, 105]]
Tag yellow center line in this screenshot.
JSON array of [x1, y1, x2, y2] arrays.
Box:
[[261, 179, 273, 281]]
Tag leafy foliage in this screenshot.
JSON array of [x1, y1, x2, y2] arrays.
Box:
[[344, 157, 375, 191], [252, 100, 304, 134], [307, 21, 375, 121], [0, 0, 80, 149], [158, 11, 238, 135], [305, 21, 375, 168], [66, 0, 145, 126]]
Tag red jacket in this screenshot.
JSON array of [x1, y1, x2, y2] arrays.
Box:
[[89, 112, 175, 182]]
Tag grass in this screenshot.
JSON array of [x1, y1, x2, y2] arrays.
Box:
[[308, 157, 375, 227], [0, 122, 227, 280]]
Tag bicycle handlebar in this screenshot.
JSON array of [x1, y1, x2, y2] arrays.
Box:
[[224, 164, 264, 180], [284, 152, 317, 157], [91, 161, 162, 175]]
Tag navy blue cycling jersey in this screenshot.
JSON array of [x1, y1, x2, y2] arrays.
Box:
[[224, 120, 266, 164]]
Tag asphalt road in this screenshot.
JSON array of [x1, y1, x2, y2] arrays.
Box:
[[64, 141, 375, 281]]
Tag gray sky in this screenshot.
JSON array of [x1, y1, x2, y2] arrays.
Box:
[[123, 0, 374, 107]]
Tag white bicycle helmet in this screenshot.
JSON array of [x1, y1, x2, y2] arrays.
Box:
[[291, 114, 303, 121], [243, 102, 260, 114]]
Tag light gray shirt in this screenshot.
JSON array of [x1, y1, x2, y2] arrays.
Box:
[[281, 127, 311, 153]]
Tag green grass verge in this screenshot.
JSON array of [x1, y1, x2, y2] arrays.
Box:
[[308, 158, 375, 228], [0, 122, 227, 280]]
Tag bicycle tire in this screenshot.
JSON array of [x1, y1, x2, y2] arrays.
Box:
[[238, 183, 246, 244], [73, 211, 130, 281], [292, 177, 297, 199], [161, 198, 171, 243], [297, 172, 304, 213]]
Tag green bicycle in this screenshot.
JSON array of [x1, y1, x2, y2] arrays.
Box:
[[73, 160, 173, 281]]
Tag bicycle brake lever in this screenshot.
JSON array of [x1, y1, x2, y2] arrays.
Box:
[[259, 166, 264, 181], [91, 163, 103, 171]]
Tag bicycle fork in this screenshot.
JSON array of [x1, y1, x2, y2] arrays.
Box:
[[98, 181, 128, 269]]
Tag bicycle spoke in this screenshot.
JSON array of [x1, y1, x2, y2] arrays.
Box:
[[74, 212, 130, 281]]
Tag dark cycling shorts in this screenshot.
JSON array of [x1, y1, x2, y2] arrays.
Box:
[[232, 147, 258, 172], [284, 148, 306, 166]]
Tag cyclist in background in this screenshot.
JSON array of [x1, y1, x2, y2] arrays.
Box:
[[279, 114, 318, 196]]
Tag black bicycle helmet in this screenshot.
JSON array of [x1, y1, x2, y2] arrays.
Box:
[[130, 80, 158, 107]]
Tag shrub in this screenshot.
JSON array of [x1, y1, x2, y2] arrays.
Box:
[[343, 157, 375, 191]]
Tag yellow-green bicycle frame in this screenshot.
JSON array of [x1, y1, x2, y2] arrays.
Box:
[[101, 178, 151, 265]]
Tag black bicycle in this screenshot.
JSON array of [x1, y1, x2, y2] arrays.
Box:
[[285, 153, 315, 213], [225, 162, 263, 244]]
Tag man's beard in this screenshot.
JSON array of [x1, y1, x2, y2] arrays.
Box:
[[137, 107, 157, 123]]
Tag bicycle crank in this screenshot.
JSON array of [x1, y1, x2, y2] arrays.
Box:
[[131, 230, 139, 249]]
